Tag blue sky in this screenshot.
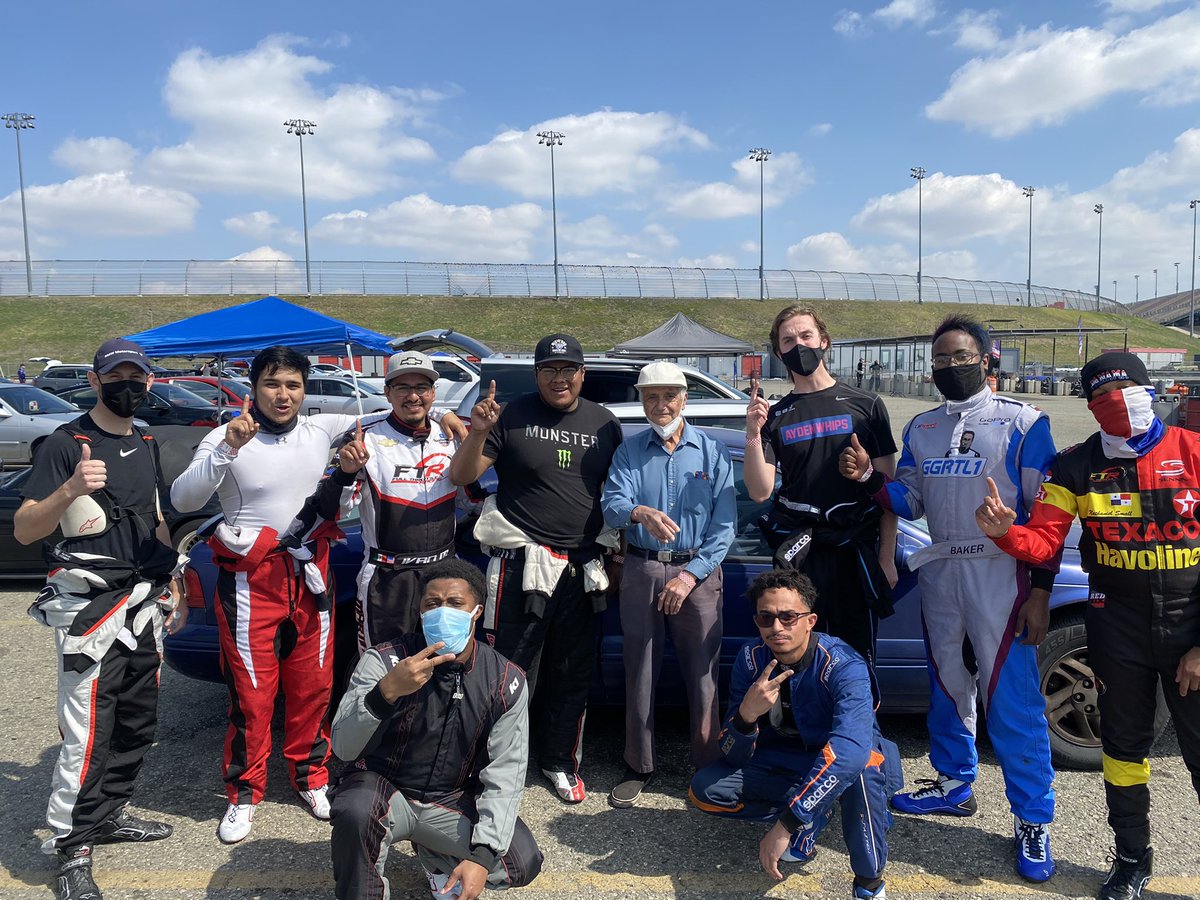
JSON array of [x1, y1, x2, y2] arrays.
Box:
[[2, 0, 1198, 301]]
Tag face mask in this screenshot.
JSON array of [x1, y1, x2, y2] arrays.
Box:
[[422, 605, 477, 655], [932, 363, 986, 402], [99, 379, 148, 418], [649, 416, 683, 440], [1088, 386, 1154, 439], [780, 344, 825, 377]]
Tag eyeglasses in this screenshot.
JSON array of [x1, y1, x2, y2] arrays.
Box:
[[752, 609, 815, 628], [536, 365, 581, 379], [931, 351, 981, 369], [388, 383, 432, 397]]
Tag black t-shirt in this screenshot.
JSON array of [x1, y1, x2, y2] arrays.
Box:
[[22, 414, 166, 565], [482, 393, 623, 550], [765, 383, 897, 516]]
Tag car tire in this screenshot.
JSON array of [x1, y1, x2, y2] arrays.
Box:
[[1039, 611, 1169, 771], [172, 520, 204, 557]]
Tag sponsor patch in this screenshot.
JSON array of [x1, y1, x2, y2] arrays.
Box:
[[1156, 459, 1186, 479], [1089, 466, 1125, 484], [1174, 489, 1200, 518], [1095, 541, 1200, 570], [1089, 591, 1106, 609], [780, 415, 852, 445], [921, 457, 986, 478], [800, 774, 840, 811]]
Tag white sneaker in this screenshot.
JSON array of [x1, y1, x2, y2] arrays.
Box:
[[298, 785, 331, 820], [217, 802, 255, 843]]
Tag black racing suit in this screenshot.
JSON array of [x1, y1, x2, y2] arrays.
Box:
[[993, 425, 1200, 856]]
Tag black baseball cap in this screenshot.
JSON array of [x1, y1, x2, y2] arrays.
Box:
[[1080, 351, 1150, 400], [534, 333, 584, 366], [94, 338, 152, 375]]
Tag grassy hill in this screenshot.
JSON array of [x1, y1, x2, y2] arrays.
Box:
[[1, 293, 1193, 369]]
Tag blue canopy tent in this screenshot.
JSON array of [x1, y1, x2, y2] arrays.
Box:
[[125, 296, 396, 415]]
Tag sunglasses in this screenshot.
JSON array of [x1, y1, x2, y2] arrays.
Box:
[[752, 609, 815, 628]]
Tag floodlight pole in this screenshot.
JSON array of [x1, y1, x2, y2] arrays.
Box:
[[3, 113, 35, 296], [1134, 274, 1140, 303], [749, 148, 771, 302], [911, 166, 926, 303], [285, 119, 316, 297], [1176, 261, 1181, 294], [1153, 268, 1158, 298], [537, 130, 565, 299], [1022, 186, 1035, 306], [1191, 199, 1199, 338], [1094, 203, 1104, 312]]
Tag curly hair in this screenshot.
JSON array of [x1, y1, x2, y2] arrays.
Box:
[[746, 568, 817, 612], [420, 559, 486, 606]]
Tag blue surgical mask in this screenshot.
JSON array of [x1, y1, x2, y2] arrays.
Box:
[[421, 605, 477, 655]]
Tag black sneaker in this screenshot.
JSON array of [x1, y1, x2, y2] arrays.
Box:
[[1097, 847, 1153, 900], [56, 846, 102, 900], [608, 768, 653, 809], [93, 807, 173, 844]]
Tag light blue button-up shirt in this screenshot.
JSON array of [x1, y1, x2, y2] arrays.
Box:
[[601, 421, 736, 581]]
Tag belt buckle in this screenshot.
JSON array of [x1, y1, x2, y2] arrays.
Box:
[[655, 550, 672, 563]]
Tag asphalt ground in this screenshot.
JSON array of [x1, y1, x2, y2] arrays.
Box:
[[4, 390, 1197, 900]]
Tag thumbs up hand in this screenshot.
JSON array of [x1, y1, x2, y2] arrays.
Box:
[[975, 477, 1017, 538], [839, 433, 872, 481], [66, 442, 107, 499]]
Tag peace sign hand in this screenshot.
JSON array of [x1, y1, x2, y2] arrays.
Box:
[[339, 419, 370, 473], [378, 642, 456, 702], [738, 658, 793, 723], [975, 477, 1017, 538], [470, 380, 501, 434]]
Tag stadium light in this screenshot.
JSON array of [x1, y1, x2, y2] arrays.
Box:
[[284, 119, 316, 297], [1153, 268, 1158, 299], [1176, 261, 1181, 294], [749, 148, 771, 302], [1094, 203, 1104, 312], [1113, 279, 1118, 303], [1022, 186, 1035, 306], [537, 130, 565, 299], [1191, 199, 1199, 338], [1134, 273, 1140, 303], [911, 167, 926, 303], [2, 113, 35, 296]]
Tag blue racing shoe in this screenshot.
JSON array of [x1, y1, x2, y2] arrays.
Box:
[[779, 806, 833, 863], [1014, 818, 1056, 883], [852, 879, 887, 898], [890, 774, 977, 817]]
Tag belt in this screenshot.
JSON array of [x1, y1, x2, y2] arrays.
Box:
[[368, 546, 453, 569], [626, 545, 698, 564]]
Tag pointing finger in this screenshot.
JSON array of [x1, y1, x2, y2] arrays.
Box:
[[486, 380, 496, 403], [749, 377, 759, 400], [355, 418, 364, 442], [987, 477, 1001, 501], [241, 395, 251, 416]]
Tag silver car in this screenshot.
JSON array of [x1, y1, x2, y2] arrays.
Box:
[[0, 384, 82, 464], [302, 376, 391, 416]]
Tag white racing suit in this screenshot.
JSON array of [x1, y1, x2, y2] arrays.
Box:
[[873, 386, 1058, 823]]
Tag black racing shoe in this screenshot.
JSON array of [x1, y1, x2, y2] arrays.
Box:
[[56, 845, 102, 900], [608, 768, 653, 809], [93, 807, 173, 844], [1097, 847, 1153, 900]]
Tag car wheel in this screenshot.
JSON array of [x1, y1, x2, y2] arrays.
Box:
[[1039, 612, 1169, 771], [172, 520, 204, 557]]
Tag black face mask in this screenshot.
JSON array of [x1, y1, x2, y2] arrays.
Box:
[[99, 380, 149, 418], [781, 345, 825, 377], [932, 364, 986, 402]]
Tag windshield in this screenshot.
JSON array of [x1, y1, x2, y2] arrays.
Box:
[[0, 386, 79, 415], [152, 382, 213, 408]]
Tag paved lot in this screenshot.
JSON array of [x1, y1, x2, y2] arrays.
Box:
[[3, 390, 1195, 899]]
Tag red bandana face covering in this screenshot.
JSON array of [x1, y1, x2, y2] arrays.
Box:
[[1087, 386, 1153, 439]]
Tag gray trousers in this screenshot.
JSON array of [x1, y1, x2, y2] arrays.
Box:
[[620, 555, 723, 773], [330, 770, 542, 900]]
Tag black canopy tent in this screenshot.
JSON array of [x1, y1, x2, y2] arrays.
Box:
[[608, 313, 753, 358]]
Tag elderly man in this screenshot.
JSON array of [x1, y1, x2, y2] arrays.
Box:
[[450, 333, 623, 804], [601, 361, 735, 808], [330, 559, 543, 900]]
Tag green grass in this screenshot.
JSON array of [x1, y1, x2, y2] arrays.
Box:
[[1, 293, 1193, 369]]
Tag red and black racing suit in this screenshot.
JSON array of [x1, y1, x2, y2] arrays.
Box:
[[991, 425, 1200, 857]]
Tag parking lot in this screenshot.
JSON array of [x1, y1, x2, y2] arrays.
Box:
[[3, 392, 1197, 899]]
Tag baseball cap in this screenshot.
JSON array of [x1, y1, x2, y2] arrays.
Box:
[[385, 350, 438, 384], [93, 338, 152, 375], [636, 362, 687, 390], [534, 333, 585, 366], [1080, 351, 1150, 399]]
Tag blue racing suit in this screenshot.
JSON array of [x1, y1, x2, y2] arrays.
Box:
[[872, 384, 1058, 823], [689, 634, 899, 882]]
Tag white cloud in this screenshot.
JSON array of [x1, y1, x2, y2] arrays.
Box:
[[559, 216, 679, 256], [852, 171, 1024, 242], [1106, 127, 1200, 201], [787, 232, 875, 271], [230, 245, 294, 262], [313, 193, 544, 262], [927, 7, 1200, 136], [1103, 0, 1182, 12], [667, 152, 810, 219], [834, 11, 867, 36], [948, 9, 1002, 50], [52, 137, 138, 175], [786, 231, 981, 280], [873, 0, 937, 28], [452, 109, 709, 199], [676, 253, 737, 268], [0, 172, 197, 237], [808, 123, 834, 137], [223, 210, 281, 240], [139, 35, 440, 200]]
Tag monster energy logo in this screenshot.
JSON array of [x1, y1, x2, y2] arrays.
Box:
[[557, 448, 572, 469]]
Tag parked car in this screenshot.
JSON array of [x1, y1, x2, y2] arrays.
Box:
[[162, 425, 1137, 770], [57, 382, 235, 428], [160, 375, 253, 407], [32, 364, 94, 395], [302, 376, 391, 416], [0, 384, 83, 465]]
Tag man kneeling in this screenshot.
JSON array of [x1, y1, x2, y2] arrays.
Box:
[[689, 569, 899, 899], [330, 559, 543, 899]]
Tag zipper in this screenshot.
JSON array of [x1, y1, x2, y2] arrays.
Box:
[[421, 668, 463, 796]]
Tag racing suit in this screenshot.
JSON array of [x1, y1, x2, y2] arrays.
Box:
[[171, 412, 364, 805], [689, 634, 900, 884], [329, 633, 543, 899], [307, 413, 461, 651], [871, 386, 1058, 823], [992, 424, 1200, 857]]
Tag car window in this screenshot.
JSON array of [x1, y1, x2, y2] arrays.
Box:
[[323, 379, 356, 397], [64, 388, 98, 406], [175, 381, 219, 403], [305, 379, 325, 396], [153, 383, 212, 408], [684, 376, 723, 400], [0, 387, 78, 414], [579, 372, 640, 405], [729, 457, 775, 558], [433, 361, 473, 383]]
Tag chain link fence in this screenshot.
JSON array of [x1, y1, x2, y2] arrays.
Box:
[[0, 259, 1121, 311]]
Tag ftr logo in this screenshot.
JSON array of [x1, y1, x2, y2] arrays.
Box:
[[557, 448, 572, 469]]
